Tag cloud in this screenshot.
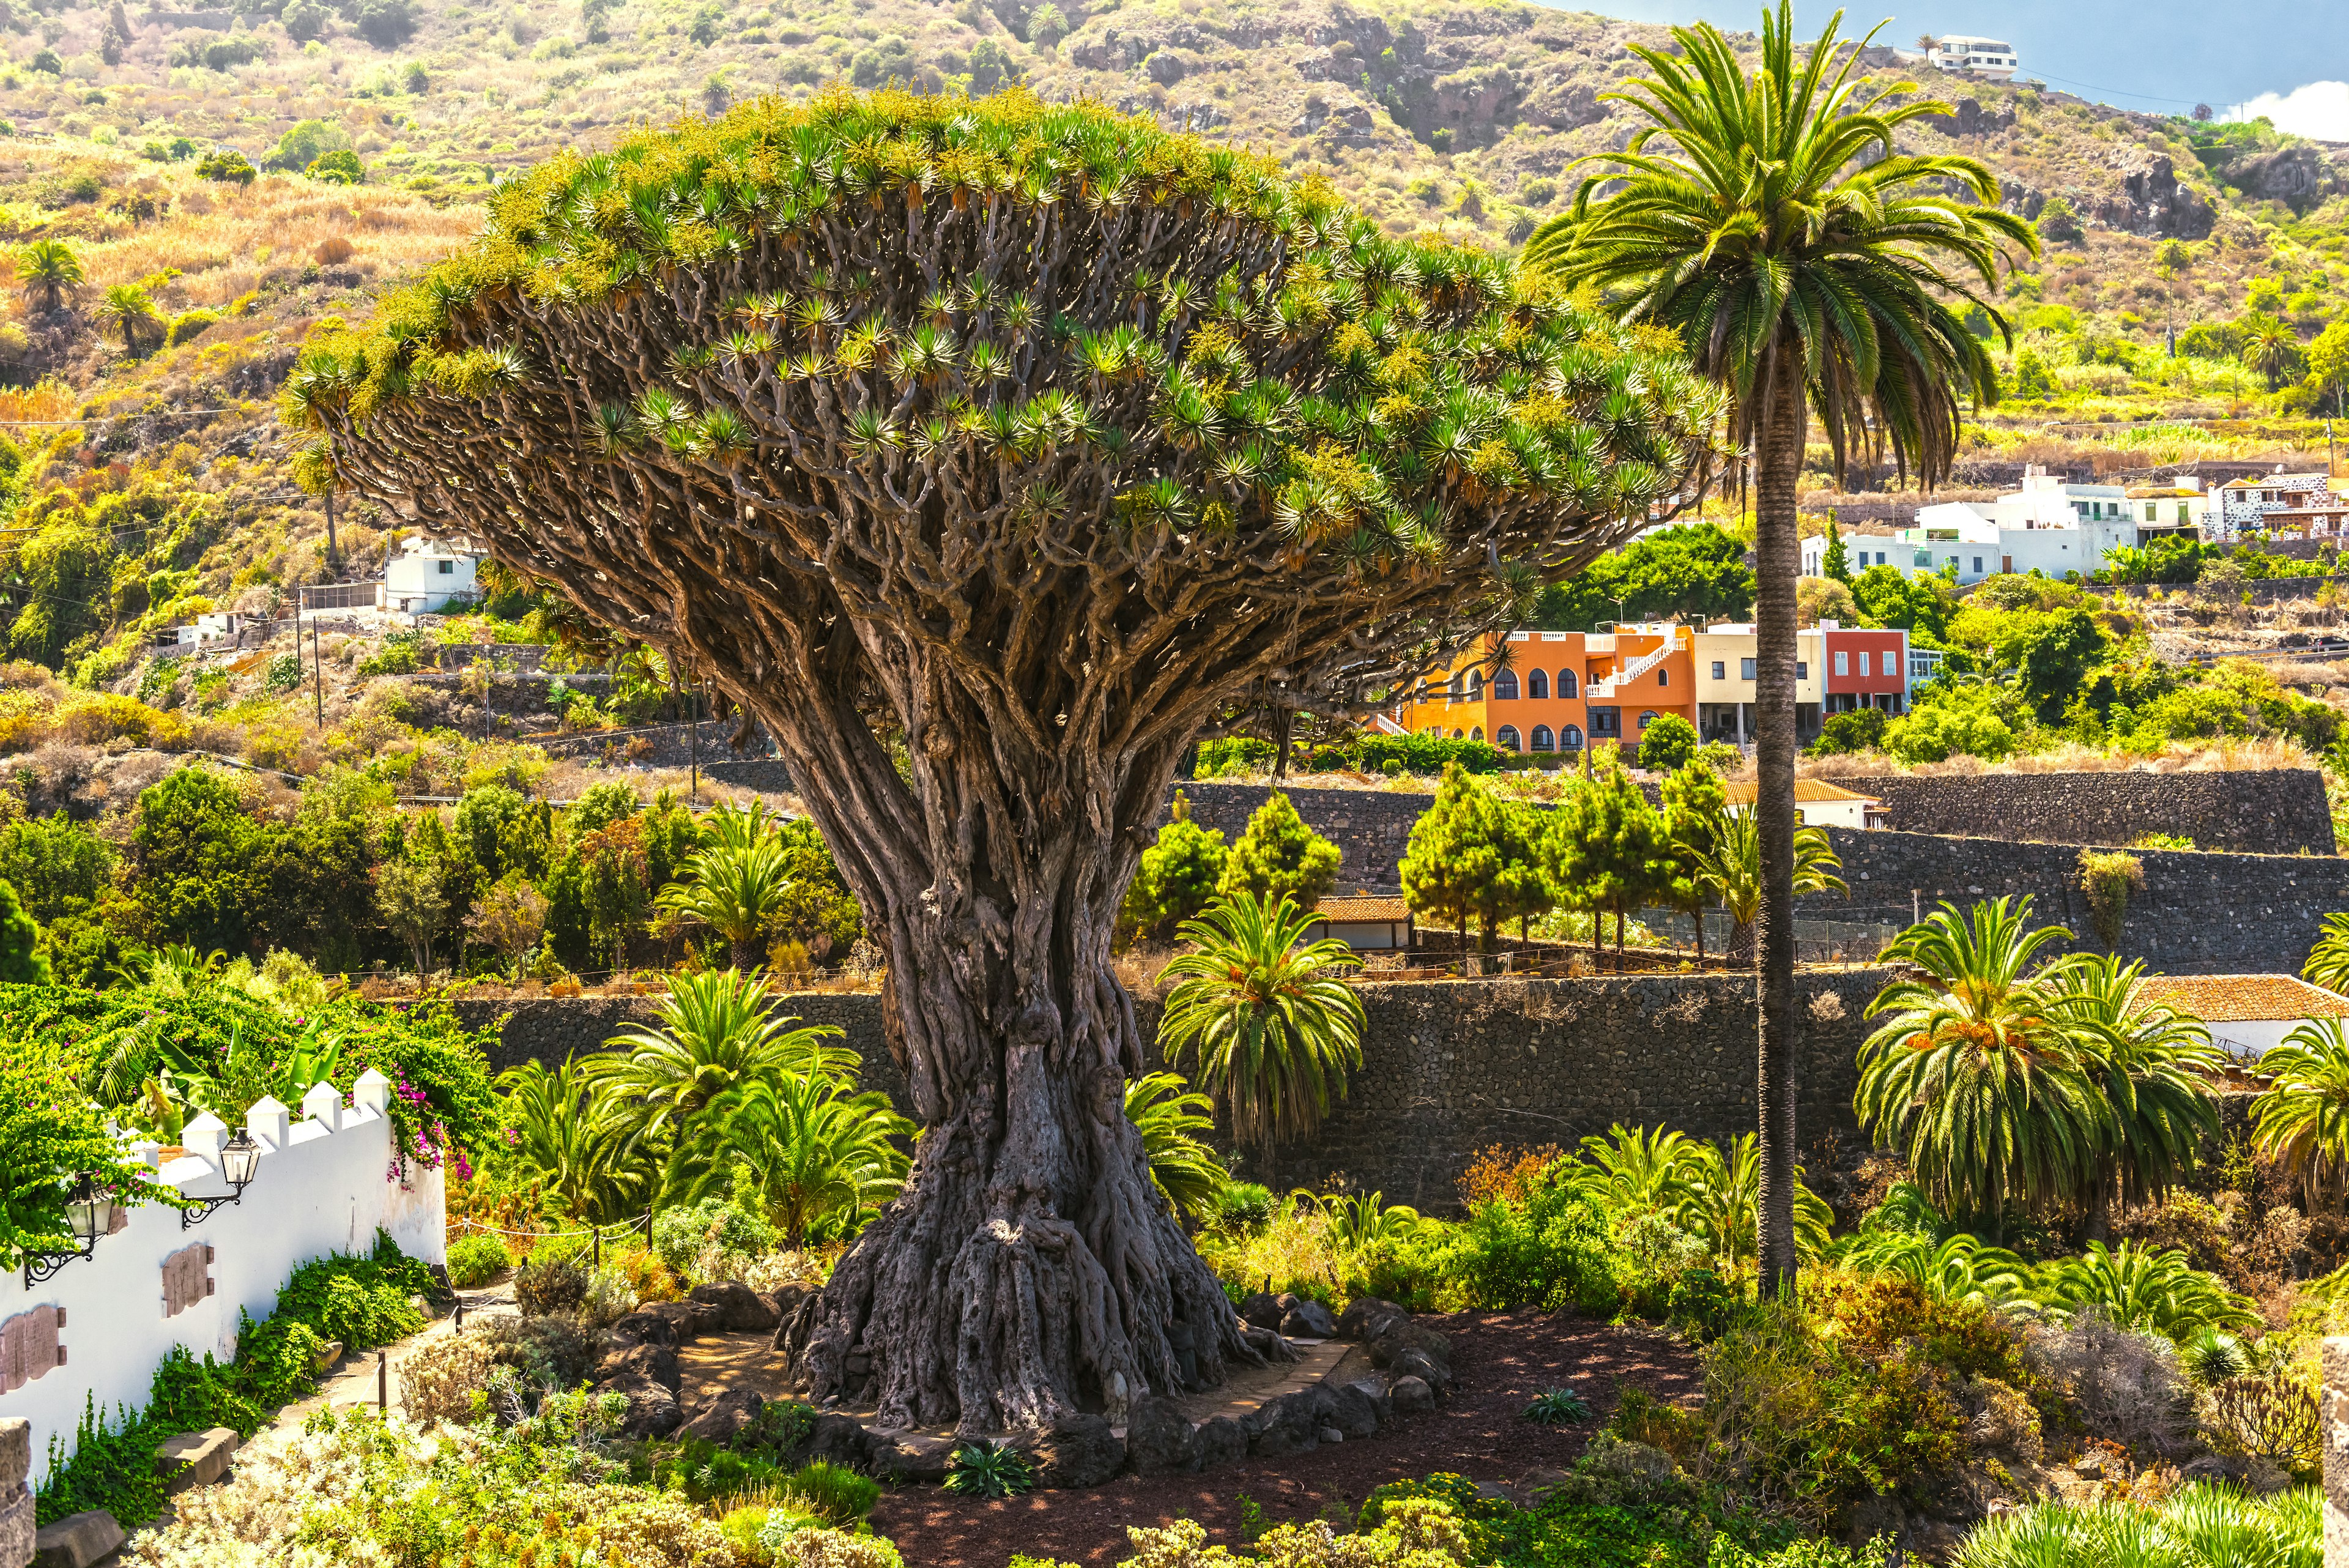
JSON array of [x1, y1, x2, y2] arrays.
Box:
[[2225, 81, 2349, 140]]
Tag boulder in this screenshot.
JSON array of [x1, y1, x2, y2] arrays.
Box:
[[1246, 1392, 1321, 1458], [606, 1310, 680, 1351], [1126, 1395, 1198, 1476], [1335, 1297, 1408, 1341], [32, 1510, 125, 1568], [801, 1413, 875, 1469], [872, 1433, 957, 1483], [1017, 1413, 1126, 1489], [0, 1418, 28, 1488], [1240, 1325, 1289, 1362], [1280, 1299, 1337, 1339], [1389, 1375, 1436, 1417], [595, 1341, 680, 1394], [644, 1299, 725, 1342], [607, 1376, 683, 1439], [155, 1427, 239, 1492], [1236, 1291, 1286, 1331], [679, 1388, 765, 1446], [689, 1281, 781, 1334], [0, 1488, 32, 1568], [1363, 1317, 1449, 1372], [1326, 1381, 1382, 1440], [1388, 1347, 1448, 1393], [1193, 1415, 1249, 1470]]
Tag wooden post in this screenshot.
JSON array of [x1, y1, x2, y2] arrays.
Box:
[[376, 1350, 387, 1413], [2325, 1337, 2349, 1568]]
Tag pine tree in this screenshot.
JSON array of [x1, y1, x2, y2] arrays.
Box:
[[1822, 519, 1851, 584], [1122, 791, 1228, 942], [1552, 758, 1672, 965], [1220, 791, 1341, 912], [0, 876, 48, 984], [1658, 760, 1729, 963], [1400, 764, 1518, 953]]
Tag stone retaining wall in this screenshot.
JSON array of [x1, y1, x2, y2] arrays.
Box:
[[458, 969, 1887, 1213], [1814, 768, 2336, 854]]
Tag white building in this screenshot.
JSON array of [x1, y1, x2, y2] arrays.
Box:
[[380, 537, 484, 614], [1301, 894, 1413, 951], [167, 611, 246, 647], [1723, 778, 1886, 830], [2213, 470, 2343, 540], [2129, 974, 2349, 1061], [1925, 35, 2019, 79], [1883, 467, 2164, 585]]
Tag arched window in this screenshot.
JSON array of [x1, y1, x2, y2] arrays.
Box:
[[1447, 673, 1464, 701], [1657, 667, 1668, 686], [1531, 724, 1556, 752], [1638, 710, 1660, 730], [1557, 669, 1578, 698], [1494, 669, 1520, 700], [1561, 724, 1585, 749], [1467, 670, 1483, 699], [1527, 669, 1549, 700], [1449, 728, 1463, 738], [1471, 726, 1485, 742], [1496, 725, 1523, 751]]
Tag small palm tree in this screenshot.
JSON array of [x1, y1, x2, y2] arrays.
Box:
[[2032, 1240, 2258, 1343], [2243, 314, 2303, 392], [1158, 891, 1365, 1155], [14, 239, 83, 314], [583, 968, 852, 1150], [1123, 1071, 1230, 1223], [1531, 0, 2036, 1298], [1857, 897, 2107, 1234], [656, 816, 794, 970], [1674, 1132, 1833, 1268], [497, 1058, 656, 1225], [670, 1068, 913, 1247], [2046, 953, 2222, 1228], [93, 282, 160, 356], [1568, 1123, 1699, 1211], [2303, 910, 2349, 994], [1691, 808, 1847, 964], [2251, 1016, 2349, 1209]]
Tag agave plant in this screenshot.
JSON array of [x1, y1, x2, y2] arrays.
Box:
[[942, 1440, 1033, 1499], [1523, 1388, 1590, 1425]]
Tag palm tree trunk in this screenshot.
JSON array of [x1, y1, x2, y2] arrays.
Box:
[[1753, 350, 1805, 1301]]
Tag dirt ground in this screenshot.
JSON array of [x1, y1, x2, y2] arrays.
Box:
[[866, 1311, 1702, 1567]]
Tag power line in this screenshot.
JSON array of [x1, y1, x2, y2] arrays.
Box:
[[0, 408, 241, 426], [2024, 71, 2206, 109]]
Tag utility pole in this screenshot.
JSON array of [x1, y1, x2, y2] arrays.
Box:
[[324, 488, 338, 568], [311, 614, 324, 729], [689, 683, 699, 804]]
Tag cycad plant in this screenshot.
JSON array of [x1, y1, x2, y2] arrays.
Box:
[[2031, 1240, 2259, 1343], [2302, 910, 2349, 995], [1123, 1071, 1231, 1223], [668, 1068, 913, 1247], [15, 239, 82, 314], [2251, 1017, 2349, 1210], [584, 968, 852, 1151], [1531, 0, 2035, 1297], [1691, 807, 1847, 964], [1857, 897, 2106, 1235], [1158, 891, 1365, 1155], [497, 1058, 656, 1227], [657, 809, 795, 970]]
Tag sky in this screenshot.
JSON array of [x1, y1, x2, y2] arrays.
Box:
[[1559, 0, 2349, 139]]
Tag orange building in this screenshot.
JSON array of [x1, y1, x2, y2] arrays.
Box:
[[1393, 624, 1701, 757]]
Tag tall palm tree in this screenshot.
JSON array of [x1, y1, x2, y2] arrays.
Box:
[[1857, 897, 2107, 1238], [1691, 806, 1847, 965], [2243, 314, 2303, 392], [1528, 1, 2036, 1297], [2250, 1017, 2349, 1210], [15, 239, 83, 315], [582, 967, 853, 1152], [1158, 891, 1365, 1156], [2045, 954, 2222, 1233], [92, 283, 158, 357]]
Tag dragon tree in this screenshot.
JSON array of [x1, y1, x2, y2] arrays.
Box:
[[286, 87, 1721, 1435]]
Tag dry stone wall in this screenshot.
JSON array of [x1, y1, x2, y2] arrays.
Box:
[[1816, 768, 2335, 853], [459, 970, 1887, 1214]]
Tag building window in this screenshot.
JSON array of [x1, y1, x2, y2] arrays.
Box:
[[1494, 669, 1519, 700], [1638, 710, 1658, 729], [1796, 661, 1808, 680], [1740, 658, 1756, 680], [436, 559, 455, 575], [1531, 725, 1555, 751], [1589, 708, 1619, 735], [1712, 660, 1725, 680], [1858, 651, 1871, 677], [1834, 652, 1848, 676], [1560, 724, 1584, 750], [1466, 670, 1483, 700], [1972, 557, 1983, 574], [1656, 667, 1668, 686], [1471, 727, 1484, 742], [1447, 674, 1463, 701], [1527, 668, 1549, 700], [1558, 669, 1577, 698], [1496, 725, 1522, 751]]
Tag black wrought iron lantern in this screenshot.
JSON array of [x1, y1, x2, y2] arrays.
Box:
[[182, 1128, 261, 1229], [24, 1175, 105, 1288]]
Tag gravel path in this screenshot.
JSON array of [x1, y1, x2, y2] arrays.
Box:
[[866, 1311, 1701, 1567]]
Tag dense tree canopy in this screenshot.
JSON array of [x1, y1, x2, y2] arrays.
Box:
[[285, 87, 1719, 1435]]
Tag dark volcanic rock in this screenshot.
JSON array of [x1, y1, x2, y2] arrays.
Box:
[[1126, 1395, 1198, 1476], [679, 1388, 765, 1444]]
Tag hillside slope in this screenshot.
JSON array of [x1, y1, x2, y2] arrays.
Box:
[[0, 0, 2334, 675]]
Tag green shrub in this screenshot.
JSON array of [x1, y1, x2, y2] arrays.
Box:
[[1213, 1181, 1275, 1235], [514, 1254, 587, 1317], [195, 149, 256, 185], [651, 1193, 776, 1279], [445, 1233, 508, 1288], [165, 308, 220, 346], [786, 1460, 880, 1523], [1442, 1183, 1630, 1315]]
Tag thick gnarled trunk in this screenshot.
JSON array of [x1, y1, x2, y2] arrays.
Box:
[[1753, 352, 1806, 1299], [754, 678, 1256, 1435]]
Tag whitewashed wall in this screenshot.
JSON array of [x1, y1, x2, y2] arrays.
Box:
[[0, 1070, 445, 1486]]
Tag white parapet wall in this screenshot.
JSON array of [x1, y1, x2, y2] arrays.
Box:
[[0, 1069, 444, 1487]]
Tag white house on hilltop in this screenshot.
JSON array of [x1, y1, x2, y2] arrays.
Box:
[[1923, 35, 2019, 79], [380, 537, 485, 615], [1802, 467, 2203, 587]]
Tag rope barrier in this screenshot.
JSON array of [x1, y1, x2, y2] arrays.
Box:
[[450, 1215, 645, 1241]]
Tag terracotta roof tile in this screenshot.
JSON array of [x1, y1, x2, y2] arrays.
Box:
[[1726, 780, 1880, 804], [2131, 974, 2349, 1024], [1312, 896, 1411, 923]]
